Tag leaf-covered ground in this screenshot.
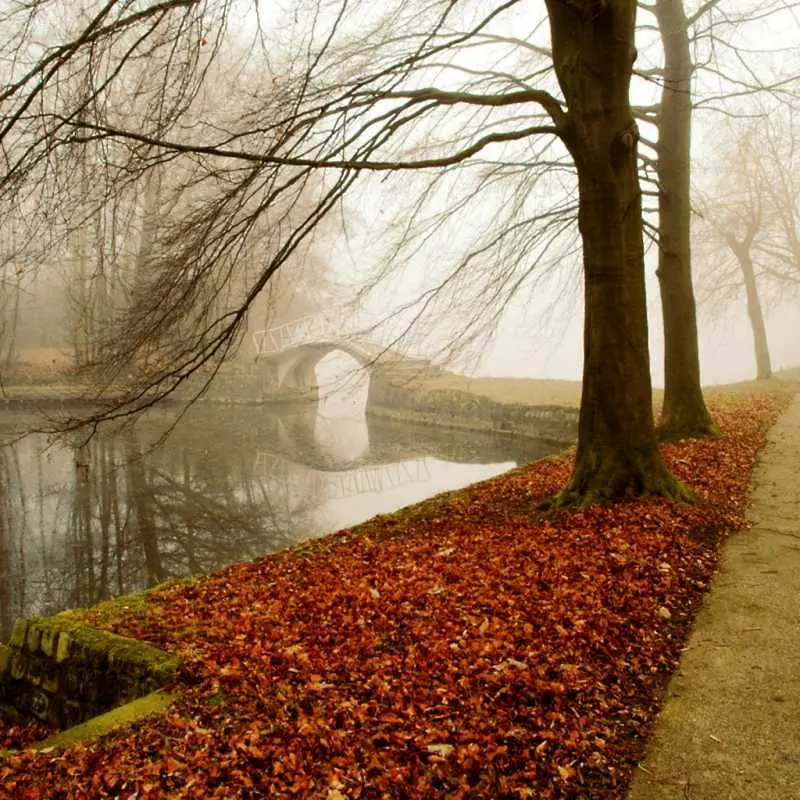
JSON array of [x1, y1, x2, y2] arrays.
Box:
[[0, 724, 51, 753], [0, 393, 788, 799]]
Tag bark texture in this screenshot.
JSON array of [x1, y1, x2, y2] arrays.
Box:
[[546, 0, 684, 503], [653, 0, 716, 440]]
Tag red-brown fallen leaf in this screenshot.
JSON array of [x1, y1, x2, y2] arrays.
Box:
[[0, 392, 787, 799], [0, 722, 51, 752]]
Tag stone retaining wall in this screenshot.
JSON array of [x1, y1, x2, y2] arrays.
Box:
[[367, 380, 579, 442], [200, 363, 580, 442], [0, 617, 179, 730]]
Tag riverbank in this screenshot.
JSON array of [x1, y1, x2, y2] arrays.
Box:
[[5, 360, 797, 444], [0, 389, 792, 798]]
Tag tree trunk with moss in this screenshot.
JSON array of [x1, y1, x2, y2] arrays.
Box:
[[546, 0, 684, 503], [653, 0, 716, 439]]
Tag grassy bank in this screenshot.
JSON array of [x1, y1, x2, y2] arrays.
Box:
[[0, 390, 791, 799], [407, 368, 800, 410]]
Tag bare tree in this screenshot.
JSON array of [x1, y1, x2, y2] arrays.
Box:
[[634, 0, 798, 436], [641, 0, 715, 438], [747, 113, 800, 290], [0, 204, 35, 373], [695, 110, 800, 380], [621, 0, 788, 433], [0, 0, 686, 503], [544, 1, 682, 501]]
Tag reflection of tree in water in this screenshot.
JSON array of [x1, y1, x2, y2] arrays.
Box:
[[0, 422, 318, 639], [0, 447, 26, 640], [134, 428, 314, 578], [0, 404, 550, 639], [76, 427, 310, 594]]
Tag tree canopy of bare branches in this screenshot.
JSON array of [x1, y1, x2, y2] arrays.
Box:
[[1, 0, 737, 501], [695, 107, 800, 380]]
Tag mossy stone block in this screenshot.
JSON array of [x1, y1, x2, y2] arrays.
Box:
[[55, 632, 72, 663], [40, 628, 58, 658], [9, 652, 26, 680], [26, 625, 42, 653], [9, 619, 27, 648], [42, 666, 59, 694]]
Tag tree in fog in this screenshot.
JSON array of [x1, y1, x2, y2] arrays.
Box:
[[633, 0, 797, 436], [694, 111, 800, 380], [0, 0, 689, 502], [736, 115, 800, 291], [0, 205, 31, 372], [640, 0, 716, 438]]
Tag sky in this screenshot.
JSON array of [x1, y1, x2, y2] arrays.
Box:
[[473, 265, 799, 386], [300, 0, 800, 388]]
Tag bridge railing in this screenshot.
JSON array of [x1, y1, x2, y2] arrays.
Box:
[[253, 312, 347, 356], [252, 312, 432, 364]]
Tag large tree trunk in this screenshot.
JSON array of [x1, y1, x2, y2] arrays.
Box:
[[732, 243, 772, 379], [653, 0, 716, 439], [546, 0, 684, 503]]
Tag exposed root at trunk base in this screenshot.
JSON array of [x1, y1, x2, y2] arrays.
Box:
[[657, 404, 720, 443], [540, 467, 692, 510], [657, 420, 721, 443]]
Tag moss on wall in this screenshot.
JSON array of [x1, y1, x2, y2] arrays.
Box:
[[0, 616, 179, 731]]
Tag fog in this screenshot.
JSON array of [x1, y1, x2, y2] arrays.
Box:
[[475, 268, 799, 386], [0, 0, 797, 394]]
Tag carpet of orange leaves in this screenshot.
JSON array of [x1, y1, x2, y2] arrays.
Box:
[[0, 393, 787, 799]]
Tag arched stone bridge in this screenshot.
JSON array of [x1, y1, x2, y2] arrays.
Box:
[[207, 313, 580, 447], [251, 313, 438, 398]]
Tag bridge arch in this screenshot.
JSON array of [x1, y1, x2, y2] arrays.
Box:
[[251, 314, 439, 408], [263, 342, 378, 393]]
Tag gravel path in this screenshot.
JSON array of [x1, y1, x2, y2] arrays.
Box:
[[627, 393, 800, 799]]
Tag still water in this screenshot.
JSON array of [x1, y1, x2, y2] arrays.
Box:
[[0, 393, 566, 641]]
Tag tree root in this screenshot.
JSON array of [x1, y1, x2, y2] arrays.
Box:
[[657, 421, 721, 443], [539, 471, 692, 511]]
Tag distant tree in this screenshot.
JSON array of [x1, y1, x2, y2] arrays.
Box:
[[0, 256, 24, 373], [695, 111, 800, 380], [633, 0, 798, 437], [744, 115, 800, 291]]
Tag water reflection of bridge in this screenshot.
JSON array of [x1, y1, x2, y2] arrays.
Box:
[[0, 399, 568, 640], [255, 403, 564, 473], [254, 452, 431, 504]]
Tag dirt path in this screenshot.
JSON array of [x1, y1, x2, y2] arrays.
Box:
[[627, 393, 800, 799]]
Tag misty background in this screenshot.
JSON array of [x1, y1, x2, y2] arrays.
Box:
[[2, 1, 796, 389]]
